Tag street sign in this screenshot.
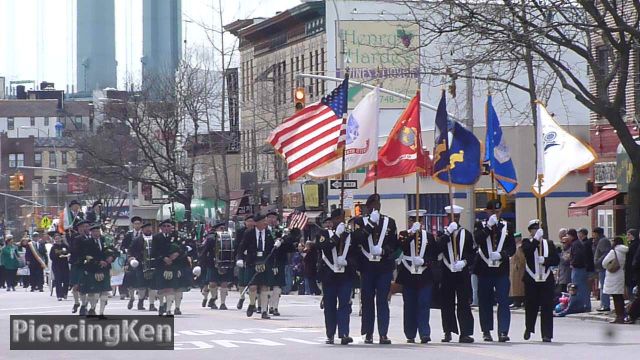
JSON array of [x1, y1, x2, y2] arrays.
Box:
[[39, 215, 52, 230], [329, 180, 358, 190], [152, 198, 171, 205]]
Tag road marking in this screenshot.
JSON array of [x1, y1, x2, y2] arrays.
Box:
[[281, 337, 321, 344], [211, 338, 286, 348], [175, 341, 215, 350]]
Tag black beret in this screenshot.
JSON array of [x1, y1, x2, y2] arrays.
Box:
[[160, 219, 173, 226], [131, 216, 143, 223], [213, 221, 227, 229], [74, 220, 90, 228], [141, 223, 153, 228], [266, 211, 278, 217], [330, 208, 344, 219], [244, 214, 254, 221], [366, 193, 381, 206], [254, 213, 267, 222], [92, 200, 103, 207], [69, 200, 81, 207], [486, 199, 502, 210], [89, 223, 102, 230]]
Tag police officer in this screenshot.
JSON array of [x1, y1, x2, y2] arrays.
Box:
[[397, 217, 439, 344], [522, 219, 559, 342], [439, 205, 475, 343], [318, 209, 355, 345], [474, 199, 516, 342], [352, 194, 399, 344]]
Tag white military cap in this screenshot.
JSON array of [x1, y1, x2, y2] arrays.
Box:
[[528, 219, 541, 229], [444, 205, 464, 214]]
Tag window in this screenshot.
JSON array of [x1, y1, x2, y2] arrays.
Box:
[[635, 52, 640, 115], [8, 117, 14, 130], [49, 151, 56, 168], [76, 151, 84, 163], [596, 46, 610, 100], [44, 117, 50, 126], [30, 117, 35, 126], [315, 50, 320, 96], [597, 209, 614, 238], [61, 151, 67, 165], [34, 152, 42, 167], [8, 153, 24, 168], [308, 51, 314, 97]]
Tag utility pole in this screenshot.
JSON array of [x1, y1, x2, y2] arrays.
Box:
[[464, 58, 476, 231]]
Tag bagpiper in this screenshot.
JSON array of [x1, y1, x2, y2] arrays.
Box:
[[151, 219, 185, 316], [127, 222, 157, 311], [351, 194, 399, 344], [438, 205, 475, 343], [522, 219, 559, 342], [318, 209, 354, 345], [266, 211, 298, 316], [235, 215, 255, 292], [171, 227, 194, 316], [396, 216, 439, 344], [473, 199, 516, 342]]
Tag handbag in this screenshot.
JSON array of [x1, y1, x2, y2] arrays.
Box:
[[605, 248, 621, 273]]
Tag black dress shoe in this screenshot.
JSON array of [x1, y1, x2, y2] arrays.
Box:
[[246, 305, 255, 317], [210, 302, 218, 310], [72, 303, 80, 313], [207, 298, 215, 308], [441, 332, 452, 343], [137, 300, 145, 310], [325, 338, 334, 344], [202, 298, 208, 307], [542, 337, 552, 343], [149, 304, 158, 312], [98, 315, 108, 320], [219, 303, 227, 310], [158, 304, 165, 316], [420, 336, 431, 344], [165, 311, 173, 317], [364, 336, 373, 344], [483, 332, 493, 342], [272, 308, 280, 316], [406, 338, 415, 343], [596, 307, 611, 312], [39, 289, 44, 292], [261, 312, 271, 319], [256, 307, 262, 314], [174, 308, 182, 315], [340, 336, 353, 345], [459, 335, 474, 343], [379, 336, 391, 345], [498, 333, 510, 343], [87, 309, 96, 317], [269, 307, 274, 315], [79, 306, 87, 316], [524, 330, 531, 340], [127, 299, 134, 310]]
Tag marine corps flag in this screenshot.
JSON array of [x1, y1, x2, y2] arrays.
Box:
[[363, 92, 426, 185]]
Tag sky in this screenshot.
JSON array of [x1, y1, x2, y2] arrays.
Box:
[[0, 0, 301, 93]]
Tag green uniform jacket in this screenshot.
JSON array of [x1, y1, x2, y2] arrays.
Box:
[[1, 245, 20, 270]]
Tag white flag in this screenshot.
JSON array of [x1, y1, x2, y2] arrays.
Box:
[[533, 102, 597, 197], [307, 88, 379, 178]]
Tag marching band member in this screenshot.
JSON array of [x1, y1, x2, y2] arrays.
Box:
[[266, 212, 298, 316], [70, 220, 91, 314], [200, 221, 234, 310], [127, 222, 157, 311], [151, 219, 184, 316], [123, 216, 144, 309]]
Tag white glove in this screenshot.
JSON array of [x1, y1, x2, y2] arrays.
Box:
[[274, 239, 282, 248], [369, 210, 380, 224], [413, 257, 424, 266], [337, 256, 348, 266], [335, 223, 346, 237], [489, 251, 502, 261], [446, 222, 459, 234], [537, 256, 546, 264], [454, 260, 466, 271], [534, 228, 544, 241], [372, 245, 382, 256], [487, 214, 498, 227], [192, 266, 202, 277], [409, 222, 421, 234], [236, 260, 244, 268], [186, 246, 193, 252], [129, 259, 139, 268]]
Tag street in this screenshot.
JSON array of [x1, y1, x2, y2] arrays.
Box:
[[1, 288, 638, 360]]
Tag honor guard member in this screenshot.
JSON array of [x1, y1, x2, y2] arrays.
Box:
[[474, 199, 516, 342], [397, 218, 439, 344], [80, 223, 120, 318], [352, 194, 399, 344], [200, 221, 235, 310], [236, 213, 275, 319], [266, 211, 298, 316], [123, 216, 144, 305], [438, 205, 475, 343], [127, 222, 157, 311], [522, 220, 560, 342], [152, 219, 184, 316], [70, 220, 91, 314], [318, 209, 355, 345]]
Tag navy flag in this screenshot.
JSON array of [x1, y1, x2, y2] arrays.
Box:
[[485, 95, 518, 194], [432, 91, 483, 186]]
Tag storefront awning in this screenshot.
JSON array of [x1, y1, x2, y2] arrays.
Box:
[[568, 190, 619, 217]]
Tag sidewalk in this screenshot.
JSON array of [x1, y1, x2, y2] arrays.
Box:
[[507, 299, 639, 324]]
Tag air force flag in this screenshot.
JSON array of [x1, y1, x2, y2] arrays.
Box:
[[485, 95, 518, 194]]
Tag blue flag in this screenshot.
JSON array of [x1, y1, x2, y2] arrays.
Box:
[[485, 95, 518, 194], [433, 91, 482, 186]]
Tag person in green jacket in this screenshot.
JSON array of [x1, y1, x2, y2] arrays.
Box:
[[1, 235, 20, 291]]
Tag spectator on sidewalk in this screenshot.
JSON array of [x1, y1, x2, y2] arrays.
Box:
[[292, 243, 305, 294], [17, 238, 30, 288], [554, 283, 583, 317], [602, 236, 628, 324], [556, 234, 572, 296], [593, 227, 611, 312], [302, 240, 320, 295], [567, 229, 590, 312], [0, 235, 19, 291], [578, 228, 596, 303], [625, 229, 639, 302], [509, 232, 525, 308]]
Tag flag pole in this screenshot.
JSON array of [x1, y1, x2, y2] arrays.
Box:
[[339, 70, 350, 211], [414, 89, 421, 269], [374, 67, 381, 196], [447, 167, 458, 261]]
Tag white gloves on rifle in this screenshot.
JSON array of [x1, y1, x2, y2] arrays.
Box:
[[409, 222, 421, 234], [453, 260, 466, 272], [489, 251, 502, 261], [446, 222, 459, 235], [537, 256, 546, 264], [413, 256, 424, 267], [236, 260, 244, 268], [369, 210, 380, 224], [372, 245, 383, 256], [192, 266, 202, 277], [335, 223, 346, 237], [337, 256, 348, 267], [274, 239, 282, 248], [129, 259, 139, 268], [487, 214, 499, 228], [534, 228, 544, 241]]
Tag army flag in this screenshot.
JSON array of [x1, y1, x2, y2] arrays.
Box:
[[432, 91, 482, 186], [308, 88, 379, 178], [485, 95, 518, 194], [363, 92, 426, 185], [533, 102, 597, 197]]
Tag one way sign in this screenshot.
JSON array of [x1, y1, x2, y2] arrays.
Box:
[[330, 180, 358, 190]]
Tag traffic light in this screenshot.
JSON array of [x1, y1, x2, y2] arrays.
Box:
[[17, 172, 25, 190], [294, 87, 305, 112], [9, 173, 20, 191]]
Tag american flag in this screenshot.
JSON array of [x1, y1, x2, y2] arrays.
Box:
[[268, 79, 349, 181], [288, 211, 309, 230]]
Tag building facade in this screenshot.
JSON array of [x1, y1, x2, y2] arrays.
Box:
[[77, 0, 117, 93]]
